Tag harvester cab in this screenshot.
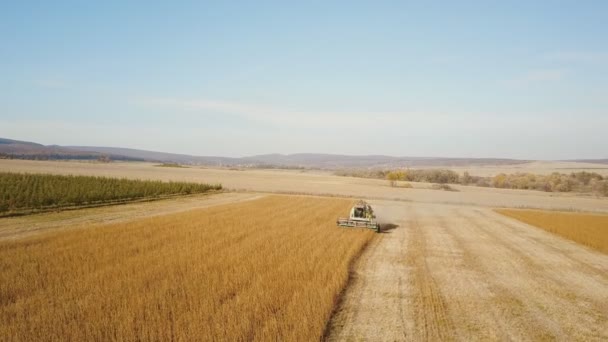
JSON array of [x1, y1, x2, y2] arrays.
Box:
[[337, 200, 381, 233]]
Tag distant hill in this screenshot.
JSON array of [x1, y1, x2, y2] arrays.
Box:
[[67, 146, 239, 166], [570, 159, 608, 165], [0, 138, 142, 161], [3, 137, 606, 169], [62, 147, 533, 168], [241, 153, 529, 169]]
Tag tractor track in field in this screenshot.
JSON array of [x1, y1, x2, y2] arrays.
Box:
[[476, 209, 608, 281], [461, 210, 608, 335], [447, 210, 563, 340], [437, 211, 548, 340], [330, 233, 384, 339], [407, 217, 455, 341], [325, 201, 608, 341]]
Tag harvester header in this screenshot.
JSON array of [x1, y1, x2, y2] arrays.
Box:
[[337, 200, 381, 233]]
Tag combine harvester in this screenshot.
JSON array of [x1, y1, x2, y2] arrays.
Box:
[[337, 200, 381, 233]]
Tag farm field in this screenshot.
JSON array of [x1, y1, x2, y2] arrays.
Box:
[[6, 3, 608, 341], [0, 196, 374, 341], [327, 201, 608, 340], [0, 172, 221, 216], [1, 161, 607, 340], [2, 159, 608, 213], [496, 209, 608, 254], [0, 192, 260, 241]]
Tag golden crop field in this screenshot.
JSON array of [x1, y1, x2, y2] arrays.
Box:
[[0, 196, 374, 341], [495, 209, 608, 254]]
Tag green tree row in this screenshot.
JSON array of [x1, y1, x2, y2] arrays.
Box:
[[0, 172, 222, 214]]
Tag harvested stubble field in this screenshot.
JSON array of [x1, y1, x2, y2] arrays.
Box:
[[327, 201, 608, 341], [0, 196, 374, 341], [496, 208, 608, 254]]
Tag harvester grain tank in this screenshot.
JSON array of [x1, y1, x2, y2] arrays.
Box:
[[336, 200, 381, 233]]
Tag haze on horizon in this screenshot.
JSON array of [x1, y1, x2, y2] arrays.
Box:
[[1, 1, 607, 160]]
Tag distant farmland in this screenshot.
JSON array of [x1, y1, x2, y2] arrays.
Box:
[[0, 172, 221, 216], [0, 196, 374, 341]]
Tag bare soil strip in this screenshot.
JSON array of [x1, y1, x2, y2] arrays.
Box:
[[326, 201, 608, 341]]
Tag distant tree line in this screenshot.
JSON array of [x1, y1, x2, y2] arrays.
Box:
[[488, 171, 607, 194], [336, 169, 608, 196], [247, 164, 307, 170], [0, 172, 222, 215]]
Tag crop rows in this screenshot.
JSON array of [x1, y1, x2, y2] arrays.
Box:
[[0, 196, 374, 341], [0, 172, 221, 215]]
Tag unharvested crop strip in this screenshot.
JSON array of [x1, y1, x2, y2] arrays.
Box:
[[0, 196, 374, 341]]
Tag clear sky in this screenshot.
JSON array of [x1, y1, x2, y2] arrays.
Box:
[[1, 1, 606, 159]]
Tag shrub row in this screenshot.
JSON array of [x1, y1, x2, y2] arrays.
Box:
[[336, 169, 608, 196], [489, 172, 607, 194], [337, 169, 460, 184]]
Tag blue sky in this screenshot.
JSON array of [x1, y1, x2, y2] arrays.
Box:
[[1, 1, 607, 159]]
